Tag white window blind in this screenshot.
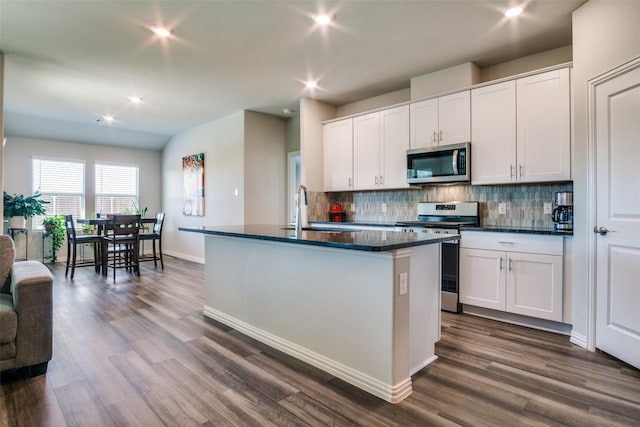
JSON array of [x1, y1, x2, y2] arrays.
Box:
[[32, 158, 85, 228], [95, 163, 139, 214]]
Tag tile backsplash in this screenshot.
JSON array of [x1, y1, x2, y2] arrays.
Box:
[[308, 182, 573, 228]]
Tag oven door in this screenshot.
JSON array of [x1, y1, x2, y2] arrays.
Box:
[[441, 240, 461, 313]]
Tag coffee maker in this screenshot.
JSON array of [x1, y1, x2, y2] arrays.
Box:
[[552, 191, 573, 231]]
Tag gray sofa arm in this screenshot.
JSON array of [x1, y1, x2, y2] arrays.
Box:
[[11, 261, 53, 369]]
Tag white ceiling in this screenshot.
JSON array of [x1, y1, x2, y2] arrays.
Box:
[[0, 0, 585, 151]]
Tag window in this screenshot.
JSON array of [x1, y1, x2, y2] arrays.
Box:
[[95, 163, 139, 214], [32, 158, 85, 228]]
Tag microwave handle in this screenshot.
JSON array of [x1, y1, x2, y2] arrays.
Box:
[[452, 149, 459, 175]]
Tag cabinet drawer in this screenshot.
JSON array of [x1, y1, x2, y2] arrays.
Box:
[[460, 231, 563, 255]]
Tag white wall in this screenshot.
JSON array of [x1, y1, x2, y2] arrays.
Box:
[[162, 110, 287, 262], [336, 88, 411, 118], [244, 111, 286, 225], [300, 98, 336, 193], [3, 136, 162, 259], [479, 46, 573, 83], [571, 0, 640, 346], [411, 62, 480, 100], [162, 111, 244, 263]]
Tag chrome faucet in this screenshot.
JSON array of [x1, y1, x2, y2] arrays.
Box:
[[295, 184, 308, 235]]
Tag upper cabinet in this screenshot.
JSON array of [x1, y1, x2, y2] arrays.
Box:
[[353, 106, 410, 190], [323, 118, 354, 192], [410, 91, 471, 149], [516, 68, 571, 182], [471, 68, 571, 184]]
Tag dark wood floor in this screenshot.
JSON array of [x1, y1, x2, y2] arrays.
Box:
[[1, 257, 639, 427]]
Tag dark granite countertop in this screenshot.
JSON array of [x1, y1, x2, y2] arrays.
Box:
[[310, 221, 398, 228], [460, 225, 573, 236], [179, 224, 458, 252]]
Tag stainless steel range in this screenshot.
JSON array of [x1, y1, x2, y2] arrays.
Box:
[[396, 201, 479, 313]]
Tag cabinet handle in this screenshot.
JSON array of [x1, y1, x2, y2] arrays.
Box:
[[508, 258, 513, 271], [432, 131, 437, 144], [380, 176, 384, 185], [439, 130, 443, 142], [348, 177, 352, 187], [499, 257, 504, 271], [498, 241, 515, 245], [519, 164, 523, 178], [375, 176, 379, 185], [510, 165, 514, 179]]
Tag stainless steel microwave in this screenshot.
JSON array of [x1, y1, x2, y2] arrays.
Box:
[[406, 142, 470, 184]]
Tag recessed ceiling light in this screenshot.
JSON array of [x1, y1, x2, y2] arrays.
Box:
[[98, 115, 115, 124], [305, 81, 318, 89], [313, 14, 333, 25], [151, 26, 172, 37], [128, 96, 144, 104], [505, 6, 523, 17]]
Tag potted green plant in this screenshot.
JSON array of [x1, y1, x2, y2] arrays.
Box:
[[3, 191, 49, 229], [41, 215, 65, 263]]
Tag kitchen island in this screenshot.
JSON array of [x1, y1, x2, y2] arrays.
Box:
[[179, 225, 457, 403]]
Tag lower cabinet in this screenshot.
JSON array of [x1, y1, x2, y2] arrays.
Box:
[[459, 231, 564, 322]]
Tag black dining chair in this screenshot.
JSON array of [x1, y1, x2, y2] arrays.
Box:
[[139, 213, 165, 269], [63, 214, 102, 279], [102, 214, 141, 281]]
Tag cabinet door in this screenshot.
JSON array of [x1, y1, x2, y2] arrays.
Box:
[[459, 248, 506, 311], [323, 119, 353, 192], [506, 252, 563, 321], [438, 90, 471, 145], [471, 81, 517, 184], [380, 105, 410, 189], [353, 113, 380, 190], [410, 98, 438, 149], [516, 68, 571, 182]]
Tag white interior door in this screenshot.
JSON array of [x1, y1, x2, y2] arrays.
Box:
[[594, 59, 640, 368]]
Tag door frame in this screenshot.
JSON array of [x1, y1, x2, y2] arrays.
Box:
[[585, 55, 640, 352]]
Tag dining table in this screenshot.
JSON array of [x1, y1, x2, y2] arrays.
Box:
[[76, 217, 157, 276]]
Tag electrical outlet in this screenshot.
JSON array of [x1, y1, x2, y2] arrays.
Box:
[[543, 202, 552, 214], [498, 202, 507, 215], [350, 203, 355, 212], [381, 203, 387, 213], [399, 272, 408, 295]]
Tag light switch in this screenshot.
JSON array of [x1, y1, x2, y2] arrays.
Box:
[[544, 202, 552, 214], [350, 203, 355, 212], [498, 202, 507, 215], [381, 203, 387, 213]]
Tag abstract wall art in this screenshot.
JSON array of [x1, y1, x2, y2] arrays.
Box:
[[182, 153, 205, 216]]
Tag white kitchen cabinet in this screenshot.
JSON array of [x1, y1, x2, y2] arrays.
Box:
[[516, 68, 571, 182], [410, 91, 470, 149], [460, 231, 564, 322], [470, 80, 517, 184], [353, 106, 410, 190], [470, 68, 571, 184], [353, 113, 380, 190], [459, 247, 506, 311], [323, 118, 354, 192], [380, 105, 410, 189]]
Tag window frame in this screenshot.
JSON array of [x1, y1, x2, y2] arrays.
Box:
[[94, 162, 140, 215], [31, 157, 86, 230]]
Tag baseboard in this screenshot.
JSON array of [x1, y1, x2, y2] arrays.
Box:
[[203, 305, 412, 403], [410, 355, 438, 376], [462, 305, 573, 336], [164, 250, 204, 264], [570, 331, 588, 349]]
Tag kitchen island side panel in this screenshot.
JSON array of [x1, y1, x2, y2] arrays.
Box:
[[202, 234, 438, 402]]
